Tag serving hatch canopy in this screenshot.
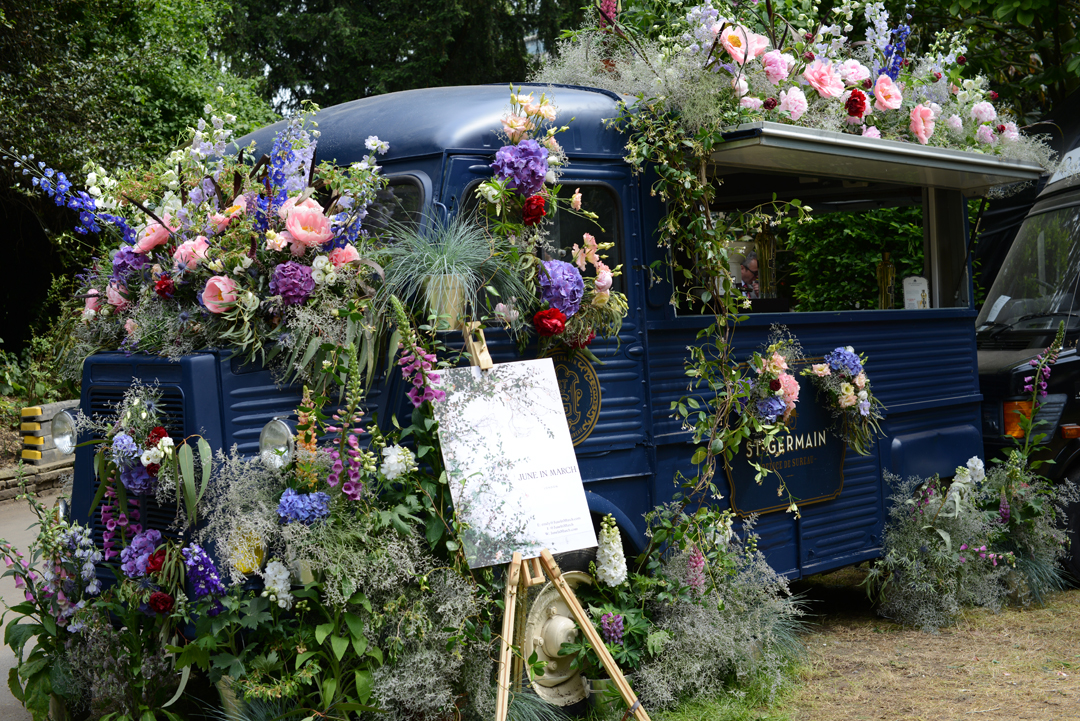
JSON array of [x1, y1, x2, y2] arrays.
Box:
[[710, 121, 1045, 198]]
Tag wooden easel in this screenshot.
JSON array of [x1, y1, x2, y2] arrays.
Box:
[[494, 550, 650, 721], [460, 327, 646, 721]]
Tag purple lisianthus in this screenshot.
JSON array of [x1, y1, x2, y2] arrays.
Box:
[[539, 260, 584, 317], [824, 347, 863, 377], [756, 395, 787, 423], [491, 139, 549, 197], [111, 433, 140, 469], [120, 464, 155, 495], [119, 529, 162, 579], [277, 488, 331, 524], [270, 261, 315, 305], [858, 400, 871, 417]]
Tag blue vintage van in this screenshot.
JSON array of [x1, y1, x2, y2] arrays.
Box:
[[69, 84, 1044, 579]]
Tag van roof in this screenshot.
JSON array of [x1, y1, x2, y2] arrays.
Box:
[[237, 84, 630, 164]]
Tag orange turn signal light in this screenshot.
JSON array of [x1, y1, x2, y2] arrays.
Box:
[[1061, 424, 1080, 439], [1003, 401, 1033, 438]]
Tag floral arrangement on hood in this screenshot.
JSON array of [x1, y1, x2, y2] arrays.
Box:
[[474, 88, 630, 359], [801, 345, 885, 454], [742, 332, 804, 426]]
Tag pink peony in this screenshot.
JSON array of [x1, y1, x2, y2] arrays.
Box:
[[134, 215, 176, 254], [328, 244, 360, 267], [84, 289, 101, 313], [761, 50, 793, 85], [838, 59, 870, 84], [276, 195, 322, 221], [1001, 121, 1020, 142], [202, 275, 238, 314], [211, 197, 246, 232], [740, 96, 764, 110], [803, 60, 845, 98], [778, 87, 808, 121], [909, 104, 936, 145], [173, 235, 210, 270], [946, 114, 963, 131], [719, 25, 769, 65], [732, 74, 749, 97], [976, 124, 997, 145], [862, 125, 881, 139], [970, 101, 997, 124], [285, 205, 334, 248], [873, 75, 902, 111], [106, 283, 128, 310]]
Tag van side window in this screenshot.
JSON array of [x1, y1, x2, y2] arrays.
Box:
[[366, 177, 424, 233], [545, 184, 625, 294]]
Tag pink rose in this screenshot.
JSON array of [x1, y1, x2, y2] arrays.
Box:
[[838, 59, 870, 84], [285, 206, 334, 248], [778, 87, 808, 121], [873, 75, 902, 111], [909, 104, 935, 145], [761, 50, 793, 85], [210, 197, 246, 232], [595, 268, 613, 293], [862, 125, 881, 139], [106, 283, 128, 311], [970, 101, 997, 124], [803, 60, 845, 98], [202, 275, 238, 314], [719, 25, 769, 65], [134, 215, 176, 254], [740, 96, 764, 110], [84, 289, 101, 313], [276, 195, 322, 221], [173, 236, 211, 270], [328, 244, 360, 267]]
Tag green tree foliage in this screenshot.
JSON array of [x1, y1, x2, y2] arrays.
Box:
[[219, 0, 586, 113]]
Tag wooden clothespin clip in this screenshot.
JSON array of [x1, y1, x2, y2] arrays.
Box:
[[463, 321, 494, 370]]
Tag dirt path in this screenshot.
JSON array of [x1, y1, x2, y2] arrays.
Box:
[[787, 568, 1080, 721]]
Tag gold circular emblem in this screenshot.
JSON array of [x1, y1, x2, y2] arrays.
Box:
[[551, 351, 601, 446]]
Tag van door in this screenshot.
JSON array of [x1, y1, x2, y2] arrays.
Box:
[[441, 155, 656, 549]]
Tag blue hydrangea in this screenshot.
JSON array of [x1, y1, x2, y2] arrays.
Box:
[[539, 260, 584, 317], [112, 246, 147, 283], [824, 347, 863, 377], [491, 140, 549, 197], [120, 464, 155, 496], [120, 529, 162, 579], [111, 433, 140, 469], [756, 396, 787, 423], [277, 488, 331, 524]]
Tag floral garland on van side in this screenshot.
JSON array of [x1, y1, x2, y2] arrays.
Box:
[[801, 346, 885, 455]]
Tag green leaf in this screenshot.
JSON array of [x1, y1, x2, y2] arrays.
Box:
[[355, 670, 374, 704], [343, 612, 365, 640], [322, 677, 338, 704], [691, 447, 707, 465], [351, 634, 369, 658], [367, 645, 384, 665], [315, 623, 335, 646], [330, 634, 350, 661]]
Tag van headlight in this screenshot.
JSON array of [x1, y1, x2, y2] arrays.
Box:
[[259, 419, 294, 469], [52, 410, 77, 456]]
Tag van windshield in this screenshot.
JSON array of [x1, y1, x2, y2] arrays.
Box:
[[977, 203, 1080, 333]]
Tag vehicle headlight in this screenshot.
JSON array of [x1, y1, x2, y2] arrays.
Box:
[[259, 419, 294, 469], [52, 410, 76, 456]]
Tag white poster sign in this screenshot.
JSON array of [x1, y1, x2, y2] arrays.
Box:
[[903, 275, 930, 309], [432, 359, 597, 568]]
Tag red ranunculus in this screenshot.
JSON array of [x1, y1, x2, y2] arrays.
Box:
[[844, 89, 867, 118], [534, 308, 567, 337], [769, 379, 782, 391], [146, 548, 167, 574], [148, 591, 174, 614], [154, 276, 175, 299], [762, 97, 778, 111], [147, 427, 168, 447], [522, 195, 547, 226], [146, 463, 160, 478]]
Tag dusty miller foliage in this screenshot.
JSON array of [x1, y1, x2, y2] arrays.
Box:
[[634, 531, 804, 709]]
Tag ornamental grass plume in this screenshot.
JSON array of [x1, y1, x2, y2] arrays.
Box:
[[596, 514, 627, 586]]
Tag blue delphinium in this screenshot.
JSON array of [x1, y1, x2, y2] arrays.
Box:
[[277, 488, 332, 524], [491, 139, 549, 197], [825, 346, 863, 377], [539, 259, 585, 317], [182, 544, 227, 615]]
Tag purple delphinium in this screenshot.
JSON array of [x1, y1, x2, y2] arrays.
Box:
[[277, 488, 331, 524], [182, 544, 227, 613], [539, 260, 584, 317], [111, 433, 140, 469], [600, 612, 624, 645], [119, 529, 162, 579], [270, 261, 316, 305], [824, 347, 863, 377], [756, 395, 787, 423], [491, 140, 549, 197]]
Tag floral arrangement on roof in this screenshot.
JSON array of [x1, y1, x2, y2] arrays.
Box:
[[473, 88, 630, 359], [536, 0, 1054, 169], [801, 345, 885, 454]]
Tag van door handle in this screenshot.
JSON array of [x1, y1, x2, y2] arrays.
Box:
[[626, 344, 644, 358]]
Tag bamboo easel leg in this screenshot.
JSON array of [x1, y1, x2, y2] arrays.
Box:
[[539, 550, 651, 721], [511, 564, 529, 694], [495, 553, 523, 721]]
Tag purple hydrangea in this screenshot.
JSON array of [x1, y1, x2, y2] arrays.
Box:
[[277, 488, 331, 524], [824, 347, 863, 377], [119, 529, 162, 579], [539, 260, 584, 317], [756, 395, 787, 423], [111, 433, 140, 469], [600, 612, 624, 645], [491, 140, 549, 197], [270, 261, 315, 305], [182, 543, 227, 604], [111, 246, 147, 283], [120, 464, 155, 495]]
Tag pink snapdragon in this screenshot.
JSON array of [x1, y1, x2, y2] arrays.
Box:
[[803, 60, 845, 98], [909, 104, 936, 145]]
